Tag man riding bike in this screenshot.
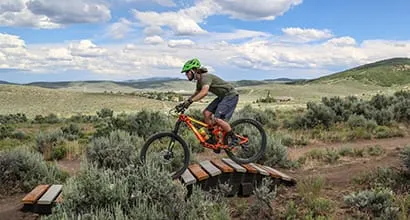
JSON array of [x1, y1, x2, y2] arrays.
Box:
[[177, 58, 239, 152]]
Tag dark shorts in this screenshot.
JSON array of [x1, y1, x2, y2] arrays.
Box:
[[205, 94, 239, 121]]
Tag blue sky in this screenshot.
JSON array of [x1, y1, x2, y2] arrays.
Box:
[[0, 0, 409, 83]]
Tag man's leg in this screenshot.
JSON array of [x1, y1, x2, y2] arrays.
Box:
[[203, 97, 221, 126], [214, 95, 239, 146]]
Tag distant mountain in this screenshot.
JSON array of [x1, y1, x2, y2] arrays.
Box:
[[0, 80, 13, 85], [124, 77, 180, 83], [308, 57, 410, 86]]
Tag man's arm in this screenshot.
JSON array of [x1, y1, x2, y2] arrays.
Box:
[[190, 85, 209, 102]]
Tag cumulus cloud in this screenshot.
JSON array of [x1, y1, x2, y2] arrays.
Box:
[[69, 40, 107, 57], [168, 39, 195, 48], [325, 36, 357, 46], [1, 32, 410, 79], [107, 18, 132, 39], [133, 0, 218, 36], [282, 27, 333, 42], [0, 0, 111, 28], [121, 0, 176, 7], [144, 35, 165, 45], [216, 0, 303, 20]]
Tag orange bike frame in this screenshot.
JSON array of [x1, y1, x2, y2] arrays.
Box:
[[176, 113, 248, 150]]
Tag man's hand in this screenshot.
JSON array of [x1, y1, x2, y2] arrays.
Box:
[[176, 98, 193, 112]]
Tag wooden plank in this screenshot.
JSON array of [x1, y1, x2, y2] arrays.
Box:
[[188, 164, 209, 181], [263, 166, 293, 182], [222, 158, 246, 173], [249, 163, 269, 176], [200, 160, 222, 177], [37, 185, 63, 205], [180, 169, 197, 185], [210, 159, 234, 173], [255, 164, 281, 178], [22, 185, 50, 204], [55, 194, 63, 204], [241, 164, 258, 174]]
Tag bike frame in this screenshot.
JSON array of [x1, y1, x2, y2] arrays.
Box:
[[172, 112, 248, 151]]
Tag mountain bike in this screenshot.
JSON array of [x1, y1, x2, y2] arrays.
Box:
[[139, 105, 267, 179]]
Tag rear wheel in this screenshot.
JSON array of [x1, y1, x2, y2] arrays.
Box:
[[224, 118, 267, 164], [140, 132, 190, 179]]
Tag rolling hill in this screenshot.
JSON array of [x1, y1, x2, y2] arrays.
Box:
[[308, 57, 410, 87]]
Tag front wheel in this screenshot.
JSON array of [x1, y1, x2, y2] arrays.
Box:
[[225, 118, 267, 164], [140, 132, 190, 179]]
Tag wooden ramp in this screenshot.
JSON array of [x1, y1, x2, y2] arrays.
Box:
[[180, 159, 296, 197], [22, 160, 296, 214]]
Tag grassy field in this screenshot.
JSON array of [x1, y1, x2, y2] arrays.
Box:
[[1, 80, 408, 118], [0, 85, 175, 118]]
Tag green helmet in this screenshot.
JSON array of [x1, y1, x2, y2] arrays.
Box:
[[181, 58, 201, 73]]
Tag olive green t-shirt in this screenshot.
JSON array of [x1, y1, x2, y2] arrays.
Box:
[[196, 73, 238, 98]]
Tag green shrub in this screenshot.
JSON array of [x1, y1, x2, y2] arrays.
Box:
[[233, 105, 278, 129], [12, 130, 28, 140], [290, 102, 336, 129], [372, 109, 394, 126], [324, 149, 340, 164], [344, 188, 397, 218], [369, 94, 393, 110], [51, 145, 67, 161], [96, 108, 113, 119], [0, 124, 15, 139], [347, 114, 367, 129], [0, 113, 28, 124], [86, 130, 143, 170], [322, 96, 353, 122], [33, 113, 61, 124], [246, 178, 277, 218], [392, 98, 410, 123], [127, 110, 172, 139], [35, 130, 65, 160], [401, 146, 410, 174], [259, 137, 296, 168], [373, 126, 404, 139], [367, 145, 385, 156], [0, 148, 68, 195], [339, 146, 354, 157], [61, 124, 83, 141], [48, 161, 230, 219]]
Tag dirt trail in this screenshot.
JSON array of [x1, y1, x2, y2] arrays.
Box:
[[288, 136, 410, 160]]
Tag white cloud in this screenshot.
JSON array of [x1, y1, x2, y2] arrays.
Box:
[[325, 36, 357, 47], [144, 35, 165, 45], [121, 0, 176, 7], [0, 33, 26, 48], [143, 26, 164, 36], [132, 0, 218, 36], [69, 40, 107, 57], [282, 27, 333, 42], [0, 0, 111, 29], [216, 0, 303, 20], [154, 0, 177, 7], [47, 48, 72, 61], [168, 39, 195, 48], [107, 18, 132, 39], [133, 10, 207, 36], [2, 32, 410, 79], [209, 29, 271, 42]]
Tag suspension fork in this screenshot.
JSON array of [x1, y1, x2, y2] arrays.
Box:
[[167, 120, 183, 152]]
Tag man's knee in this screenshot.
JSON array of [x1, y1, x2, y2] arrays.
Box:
[[203, 109, 212, 118]]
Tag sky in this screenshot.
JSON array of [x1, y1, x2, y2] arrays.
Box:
[[0, 0, 409, 83]]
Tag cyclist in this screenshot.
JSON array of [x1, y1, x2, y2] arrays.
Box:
[[177, 58, 239, 150]]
